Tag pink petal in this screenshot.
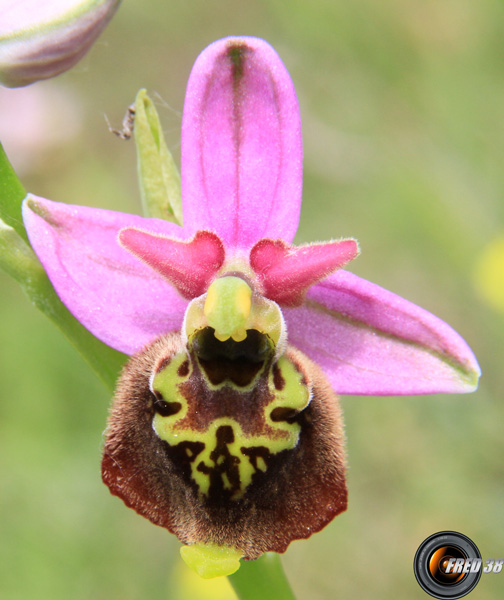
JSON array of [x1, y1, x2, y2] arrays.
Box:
[[181, 36, 302, 249], [22, 195, 189, 355], [250, 238, 359, 306], [119, 229, 225, 299], [284, 271, 480, 395]]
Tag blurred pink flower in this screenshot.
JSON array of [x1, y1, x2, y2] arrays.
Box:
[[0, 84, 82, 173]]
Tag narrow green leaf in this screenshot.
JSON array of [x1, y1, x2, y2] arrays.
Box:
[[134, 89, 183, 224]]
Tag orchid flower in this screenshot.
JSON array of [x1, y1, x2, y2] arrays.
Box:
[[21, 36, 480, 577]]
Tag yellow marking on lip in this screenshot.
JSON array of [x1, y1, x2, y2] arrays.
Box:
[[256, 456, 267, 472], [153, 414, 298, 497], [150, 351, 190, 417], [152, 351, 312, 498], [266, 356, 311, 433]]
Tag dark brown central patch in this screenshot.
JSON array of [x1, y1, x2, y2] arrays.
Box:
[[192, 327, 272, 387]]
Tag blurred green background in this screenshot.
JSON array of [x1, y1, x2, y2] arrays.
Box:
[[1, 0, 504, 598]]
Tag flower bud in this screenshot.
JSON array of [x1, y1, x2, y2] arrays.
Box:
[[0, 0, 121, 88]]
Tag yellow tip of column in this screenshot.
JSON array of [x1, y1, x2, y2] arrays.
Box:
[[204, 276, 252, 341]]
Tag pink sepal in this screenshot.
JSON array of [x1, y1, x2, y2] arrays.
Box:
[[284, 270, 481, 395], [119, 229, 225, 299], [22, 195, 189, 355], [250, 238, 359, 306], [181, 37, 303, 249]]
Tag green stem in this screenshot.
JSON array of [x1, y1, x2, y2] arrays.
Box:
[[228, 554, 297, 600], [0, 221, 126, 391], [0, 143, 29, 243], [0, 143, 127, 392]]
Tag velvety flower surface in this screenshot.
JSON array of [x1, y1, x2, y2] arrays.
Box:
[[22, 37, 480, 563]]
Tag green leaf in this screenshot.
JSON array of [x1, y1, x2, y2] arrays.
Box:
[[134, 89, 183, 224]]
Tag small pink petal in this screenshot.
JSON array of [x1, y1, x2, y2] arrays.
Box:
[[181, 36, 302, 249], [284, 270, 480, 395], [22, 195, 189, 355], [119, 229, 225, 299], [250, 238, 359, 306]]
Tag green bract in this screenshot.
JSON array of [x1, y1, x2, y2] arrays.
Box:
[[133, 89, 183, 223]]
